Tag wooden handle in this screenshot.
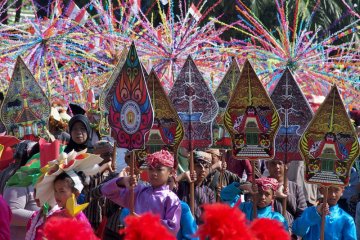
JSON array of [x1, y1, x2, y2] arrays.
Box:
[[282, 163, 288, 216], [189, 150, 195, 215], [130, 151, 135, 215], [320, 186, 328, 240], [251, 160, 257, 220]]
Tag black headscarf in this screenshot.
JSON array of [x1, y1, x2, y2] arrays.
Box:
[[64, 115, 92, 153]]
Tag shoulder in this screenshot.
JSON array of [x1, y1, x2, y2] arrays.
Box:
[[164, 190, 181, 203], [338, 207, 355, 223], [272, 211, 286, 221]]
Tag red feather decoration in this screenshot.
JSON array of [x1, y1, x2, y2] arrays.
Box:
[[43, 217, 99, 240], [120, 213, 176, 240], [197, 203, 254, 240], [250, 218, 290, 240], [198, 203, 290, 240]]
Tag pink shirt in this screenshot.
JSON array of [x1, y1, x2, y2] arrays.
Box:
[[0, 194, 11, 240], [26, 207, 90, 240]]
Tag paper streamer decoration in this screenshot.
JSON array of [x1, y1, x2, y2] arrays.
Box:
[[1, 57, 50, 140], [213, 58, 241, 148], [271, 69, 313, 162], [300, 85, 360, 186], [108, 42, 154, 150], [224, 60, 280, 160], [169, 56, 219, 149]]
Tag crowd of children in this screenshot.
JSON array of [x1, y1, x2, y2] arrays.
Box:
[[0, 106, 359, 240]]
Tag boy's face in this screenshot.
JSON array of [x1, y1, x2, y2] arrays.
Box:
[[321, 186, 344, 207], [71, 122, 88, 145], [148, 165, 172, 188], [54, 180, 73, 208], [266, 160, 284, 181], [256, 188, 274, 209], [194, 160, 210, 184]]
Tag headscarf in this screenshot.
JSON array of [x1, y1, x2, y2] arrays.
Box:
[[64, 115, 91, 153], [146, 150, 174, 168], [255, 177, 279, 192]]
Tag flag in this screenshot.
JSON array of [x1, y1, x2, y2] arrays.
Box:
[[87, 88, 95, 104], [72, 76, 84, 94], [130, 0, 141, 15], [52, 0, 62, 17], [188, 3, 202, 21], [160, 0, 169, 5], [64, 0, 89, 25]]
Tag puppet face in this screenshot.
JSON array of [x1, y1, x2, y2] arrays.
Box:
[[71, 122, 88, 145], [54, 179, 74, 208], [266, 160, 284, 182], [256, 188, 274, 209], [148, 165, 172, 188]]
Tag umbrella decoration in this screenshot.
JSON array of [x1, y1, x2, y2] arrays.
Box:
[[133, 0, 232, 92], [212, 58, 241, 148], [0, 57, 50, 140], [213, 0, 360, 106]]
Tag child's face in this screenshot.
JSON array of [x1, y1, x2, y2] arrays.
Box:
[[54, 179, 73, 208], [321, 186, 344, 207], [71, 122, 88, 144], [256, 188, 274, 209], [194, 161, 210, 183], [148, 165, 172, 188], [167, 176, 177, 191]]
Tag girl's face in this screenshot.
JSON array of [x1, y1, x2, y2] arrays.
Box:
[[148, 165, 172, 188], [71, 122, 88, 144], [54, 179, 73, 208]]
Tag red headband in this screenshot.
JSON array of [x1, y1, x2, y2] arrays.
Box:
[[255, 178, 279, 192], [146, 150, 174, 168]]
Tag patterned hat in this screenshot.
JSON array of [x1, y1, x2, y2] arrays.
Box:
[[35, 150, 103, 207], [146, 150, 174, 168], [193, 151, 212, 164], [255, 177, 279, 192]]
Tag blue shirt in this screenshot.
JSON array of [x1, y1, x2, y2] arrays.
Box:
[[177, 201, 198, 240], [240, 202, 288, 230], [292, 204, 356, 240]]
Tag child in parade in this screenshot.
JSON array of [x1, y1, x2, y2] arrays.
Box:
[[221, 177, 288, 229], [292, 185, 356, 240], [0, 194, 11, 240], [26, 149, 104, 240], [98, 150, 181, 235], [177, 151, 215, 224]]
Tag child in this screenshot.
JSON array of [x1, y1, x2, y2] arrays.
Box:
[[177, 151, 215, 224], [99, 150, 181, 235], [221, 177, 288, 229], [26, 150, 104, 240], [26, 172, 91, 240], [292, 185, 356, 240], [64, 115, 92, 153]]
